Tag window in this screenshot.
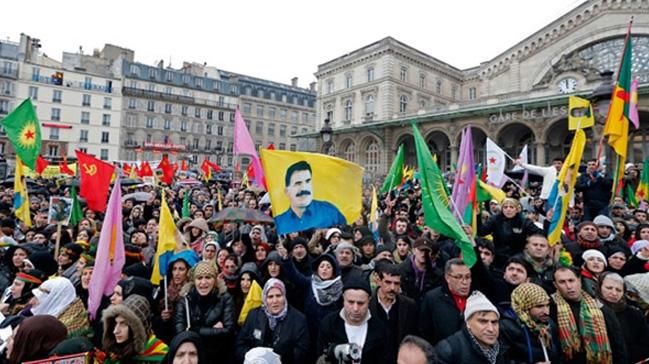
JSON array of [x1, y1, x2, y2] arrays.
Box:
[[182, 74, 190, 84], [268, 123, 275, 136], [165, 71, 173, 82], [268, 107, 276, 120], [104, 97, 112, 109], [206, 124, 212, 134], [84, 77, 92, 90], [78, 147, 88, 154], [81, 94, 91, 107], [366, 141, 380, 172], [148, 84, 156, 93], [163, 119, 171, 130], [148, 68, 157, 79], [193, 138, 199, 149], [280, 125, 286, 137], [2, 62, 12, 75], [399, 95, 408, 113], [256, 121, 264, 135], [243, 103, 252, 114], [165, 104, 172, 113], [128, 98, 136, 109], [400, 67, 407, 82], [101, 132, 109, 143], [217, 126, 224, 135], [291, 111, 298, 123], [164, 86, 173, 94], [180, 136, 186, 145], [280, 109, 287, 121], [0, 142, 3, 155], [128, 80, 138, 88], [290, 144, 296, 151], [469, 87, 477, 100], [79, 130, 88, 142], [344, 100, 352, 121], [326, 80, 334, 94], [256, 105, 264, 117], [290, 126, 297, 136], [279, 143, 286, 150], [32, 67, 40, 80], [218, 96, 225, 107], [451, 85, 458, 100], [195, 107, 201, 118], [28, 86, 38, 100], [100, 149, 108, 161], [367, 67, 374, 82], [147, 101, 155, 112], [346, 74, 353, 89], [146, 134, 152, 143], [51, 108, 61, 121], [181, 106, 188, 116], [130, 65, 139, 75], [181, 120, 188, 132], [420, 74, 426, 88], [47, 144, 59, 156], [302, 112, 308, 122], [207, 110, 213, 119], [102, 114, 111, 126], [81, 111, 90, 124], [0, 100, 8, 114], [146, 117, 154, 128], [218, 111, 224, 121], [206, 139, 212, 150], [230, 113, 235, 122], [436, 79, 442, 94], [49, 128, 59, 140], [365, 95, 375, 115], [344, 142, 356, 162], [52, 90, 62, 103]]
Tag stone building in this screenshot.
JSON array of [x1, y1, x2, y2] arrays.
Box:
[[312, 0, 649, 183]]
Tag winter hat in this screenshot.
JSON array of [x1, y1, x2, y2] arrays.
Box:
[[631, 240, 649, 255], [239, 262, 259, 280], [582, 249, 607, 267], [464, 291, 499, 321], [244, 347, 281, 364], [63, 243, 83, 261], [343, 276, 371, 296], [185, 218, 209, 233], [375, 244, 392, 256], [593, 215, 616, 231], [193, 261, 218, 279], [335, 241, 356, 254], [289, 237, 308, 251], [625, 273, 649, 305], [123, 294, 152, 331], [325, 228, 342, 241]]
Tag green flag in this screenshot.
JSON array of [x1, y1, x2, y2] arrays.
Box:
[[0, 99, 41, 169], [412, 123, 477, 267], [182, 191, 190, 218], [69, 185, 84, 226], [381, 144, 405, 193]]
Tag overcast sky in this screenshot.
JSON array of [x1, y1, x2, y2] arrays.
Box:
[[3, 0, 586, 88]]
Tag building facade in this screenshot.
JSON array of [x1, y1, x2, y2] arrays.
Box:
[[313, 0, 649, 183], [0, 39, 19, 159]]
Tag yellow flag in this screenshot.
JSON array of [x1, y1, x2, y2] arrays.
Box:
[[238, 280, 263, 325], [478, 180, 506, 203], [568, 96, 594, 130], [151, 191, 186, 285], [241, 172, 249, 189], [14, 157, 32, 227], [217, 189, 223, 211], [604, 85, 630, 159], [370, 186, 378, 224]]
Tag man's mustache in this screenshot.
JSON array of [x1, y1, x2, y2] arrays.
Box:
[[296, 190, 311, 197]]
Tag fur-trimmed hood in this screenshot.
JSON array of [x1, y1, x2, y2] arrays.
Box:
[[101, 303, 147, 354]]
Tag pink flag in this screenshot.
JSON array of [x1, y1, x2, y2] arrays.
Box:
[[630, 79, 639, 129], [234, 108, 265, 188], [451, 126, 475, 219], [87, 177, 125, 319]]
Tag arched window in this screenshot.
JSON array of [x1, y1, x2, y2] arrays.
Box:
[[365, 95, 375, 115], [345, 100, 353, 121], [344, 142, 356, 163], [326, 145, 336, 156], [366, 141, 380, 172], [399, 95, 408, 113]]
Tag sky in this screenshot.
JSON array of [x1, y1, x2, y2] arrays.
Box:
[[3, 0, 586, 89]]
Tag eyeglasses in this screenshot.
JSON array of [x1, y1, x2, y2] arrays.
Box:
[[448, 274, 471, 282]]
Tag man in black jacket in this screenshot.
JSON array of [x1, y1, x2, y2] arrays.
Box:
[[398, 237, 443, 303], [317, 277, 394, 364], [369, 262, 417, 353]]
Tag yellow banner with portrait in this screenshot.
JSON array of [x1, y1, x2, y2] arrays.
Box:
[[22, 163, 77, 179], [260, 149, 364, 234]]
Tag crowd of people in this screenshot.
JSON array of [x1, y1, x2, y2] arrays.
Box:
[[0, 157, 648, 364]]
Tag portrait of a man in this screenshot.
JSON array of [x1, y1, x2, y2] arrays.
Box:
[[274, 160, 346, 233]]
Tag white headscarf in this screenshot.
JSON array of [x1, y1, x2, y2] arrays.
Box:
[[31, 277, 76, 317]]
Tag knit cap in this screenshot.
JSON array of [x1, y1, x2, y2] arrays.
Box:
[[631, 240, 649, 255], [582, 249, 607, 267], [464, 291, 499, 321], [123, 294, 152, 330], [193, 261, 218, 279]]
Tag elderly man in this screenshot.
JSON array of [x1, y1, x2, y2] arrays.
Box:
[[435, 291, 509, 363], [501, 283, 561, 363], [335, 242, 364, 283], [317, 277, 393, 364], [397, 335, 437, 364], [551, 267, 627, 364]]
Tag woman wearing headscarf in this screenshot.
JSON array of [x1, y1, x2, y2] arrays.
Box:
[[581, 249, 607, 297], [174, 261, 235, 363], [58, 242, 83, 280], [163, 331, 204, 364], [235, 278, 309, 364], [7, 315, 68, 364], [98, 294, 168, 364], [233, 262, 260, 321], [32, 277, 90, 338], [0, 269, 44, 316], [0, 245, 32, 294], [184, 218, 209, 256]]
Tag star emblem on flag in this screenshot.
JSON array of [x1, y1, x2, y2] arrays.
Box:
[[18, 122, 38, 148], [489, 157, 497, 164]]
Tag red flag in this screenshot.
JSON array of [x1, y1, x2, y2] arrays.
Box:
[[181, 160, 188, 171], [139, 161, 153, 177], [267, 143, 275, 150], [122, 163, 132, 176], [157, 156, 174, 185], [201, 159, 212, 180], [206, 160, 221, 173], [234, 161, 241, 173], [60, 156, 75, 176], [76, 150, 115, 213], [35, 155, 49, 174]]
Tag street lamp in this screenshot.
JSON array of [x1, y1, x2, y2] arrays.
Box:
[[320, 118, 333, 152]]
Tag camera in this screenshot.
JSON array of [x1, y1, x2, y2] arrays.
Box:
[[333, 343, 362, 363]]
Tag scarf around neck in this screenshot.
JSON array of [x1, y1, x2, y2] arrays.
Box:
[[263, 303, 288, 330], [311, 274, 342, 306], [467, 327, 500, 364], [552, 291, 612, 363]]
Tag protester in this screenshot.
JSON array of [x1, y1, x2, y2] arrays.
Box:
[[32, 276, 91, 338], [397, 335, 437, 364], [399, 237, 442, 302], [7, 315, 68, 364], [163, 331, 204, 364]]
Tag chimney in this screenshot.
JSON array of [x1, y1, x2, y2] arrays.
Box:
[[291, 77, 298, 87], [309, 82, 316, 92], [158, 59, 164, 68]]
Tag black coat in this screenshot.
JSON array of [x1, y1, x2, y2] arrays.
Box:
[[477, 213, 543, 268], [235, 306, 309, 364], [575, 173, 612, 210], [317, 311, 394, 364], [174, 287, 235, 363], [398, 257, 443, 303], [609, 304, 649, 363], [419, 285, 464, 344], [499, 310, 562, 364], [368, 293, 417, 352], [435, 327, 510, 364]]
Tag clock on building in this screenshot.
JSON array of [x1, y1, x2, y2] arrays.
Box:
[[557, 77, 578, 94]]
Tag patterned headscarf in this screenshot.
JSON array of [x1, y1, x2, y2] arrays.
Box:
[[192, 261, 218, 280], [262, 278, 288, 330], [511, 283, 552, 348]]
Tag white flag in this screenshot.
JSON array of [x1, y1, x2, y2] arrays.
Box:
[[512, 145, 528, 171], [486, 138, 506, 187]]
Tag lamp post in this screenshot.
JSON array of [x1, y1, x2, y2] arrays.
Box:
[[589, 71, 614, 164], [320, 118, 333, 153]]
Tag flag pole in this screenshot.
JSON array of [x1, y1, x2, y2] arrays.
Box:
[[55, 221, 62, 274], [164, 274, 169, 311]]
